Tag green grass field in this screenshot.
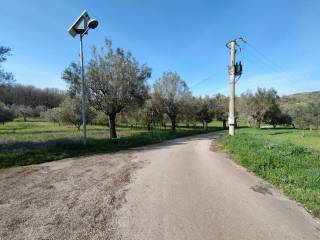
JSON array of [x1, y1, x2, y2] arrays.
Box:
[[0, 121, 145, 145], [252, 128, 320, 150], [218, 127, 320, 217], [0, 120, 224, 169]]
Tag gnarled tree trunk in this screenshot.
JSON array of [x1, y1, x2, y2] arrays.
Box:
[[109, 114, 117, 138], [170, 115, 176, 131]]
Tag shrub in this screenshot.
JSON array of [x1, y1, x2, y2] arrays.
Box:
[[0, 102, 14, 124]]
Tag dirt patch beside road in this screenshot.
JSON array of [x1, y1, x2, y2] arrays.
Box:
[[0, 151, 143, 240]]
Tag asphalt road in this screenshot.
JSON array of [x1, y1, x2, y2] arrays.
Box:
[[117, 133, 320, 240], [1, 133, 319, 239]]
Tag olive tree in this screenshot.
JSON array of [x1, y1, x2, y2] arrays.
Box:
[[87, 40, 151, 138], [0, 46, 14, 86], [62, 62, 82, 97], [263, 104, 282, 128], [59, 96, 95, 130], [241, 88, 279, 128], [180, 96, 198, 128], [263, 104, 292, 128], [42, 107, 62, 124], [290, 102, 320, 130], [306, 101, 320, 129], [153, 71, 191, 130], [142, 98, 164, 131], [15, 105, 33, 122], [195, 97, 214, 131], [211, 94, 228, 128]]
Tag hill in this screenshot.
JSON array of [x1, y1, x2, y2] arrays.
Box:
[[279, 91, 320, 111]]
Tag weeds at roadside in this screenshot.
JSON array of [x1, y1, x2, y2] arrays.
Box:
[[218, 129, 320, 217]]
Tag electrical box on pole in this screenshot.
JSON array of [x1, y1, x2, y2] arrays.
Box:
[[235, 61, 243, 76]]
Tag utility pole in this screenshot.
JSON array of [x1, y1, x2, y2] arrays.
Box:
[[226, 38, 244, 136], [228, 39, 236, 136]]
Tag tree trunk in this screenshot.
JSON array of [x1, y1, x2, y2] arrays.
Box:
[[222, 119, 227, 129], [170, 116, 176, 131], [109, 114, 117, 138], [23, 116, 26, 122], [256, 120, 261, 129], [147, 122, 151, 131], [162, 122, 166, 130], [204, 120, 208, 131]]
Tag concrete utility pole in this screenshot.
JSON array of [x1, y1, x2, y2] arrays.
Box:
[[228, 40, 236, 136]]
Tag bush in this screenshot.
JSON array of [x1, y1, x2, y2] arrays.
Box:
[[14, 105, 34, 122], [58, 97, 96, 130], [0, 102, 14, 124], [93, 111, 109, 126], [42, 107, 61, 123]]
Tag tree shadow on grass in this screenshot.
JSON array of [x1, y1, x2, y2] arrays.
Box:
[[260, 127, 295, 131], [267, 131, 292, 135]]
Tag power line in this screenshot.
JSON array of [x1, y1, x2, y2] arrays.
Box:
[[242, 46, 282, 74], [245, 41, 284, 72], [189, 74, 216, 89], [242, 41, 296, 82], [240, 46, 275, 74]]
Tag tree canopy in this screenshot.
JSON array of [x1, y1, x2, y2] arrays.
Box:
[[240, 88, 279, 128], [63, 39, 151, 138], [153, 71, 191, 130], [0, 46, 14, 86]]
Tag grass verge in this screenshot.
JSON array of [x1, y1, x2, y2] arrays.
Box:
[[218, 128, 320, 217], [0, 128, 219, 169]]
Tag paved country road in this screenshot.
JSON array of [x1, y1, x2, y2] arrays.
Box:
[[1, 133, 320, 240]]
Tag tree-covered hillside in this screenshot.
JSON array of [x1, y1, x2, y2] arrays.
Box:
[[280, 91, 320, 110]]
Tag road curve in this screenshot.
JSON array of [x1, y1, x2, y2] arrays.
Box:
[[117, 132, 320, 240]]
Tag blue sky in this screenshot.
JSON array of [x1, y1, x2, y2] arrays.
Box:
[[1, 0, 320, 96]]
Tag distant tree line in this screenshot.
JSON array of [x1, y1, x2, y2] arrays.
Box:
[[0, 84, 65, 108], [237, 88, 320, 130], [0, 84, 66, 123], [0, 43, 318, 132], [0, 45, 66, 123]]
